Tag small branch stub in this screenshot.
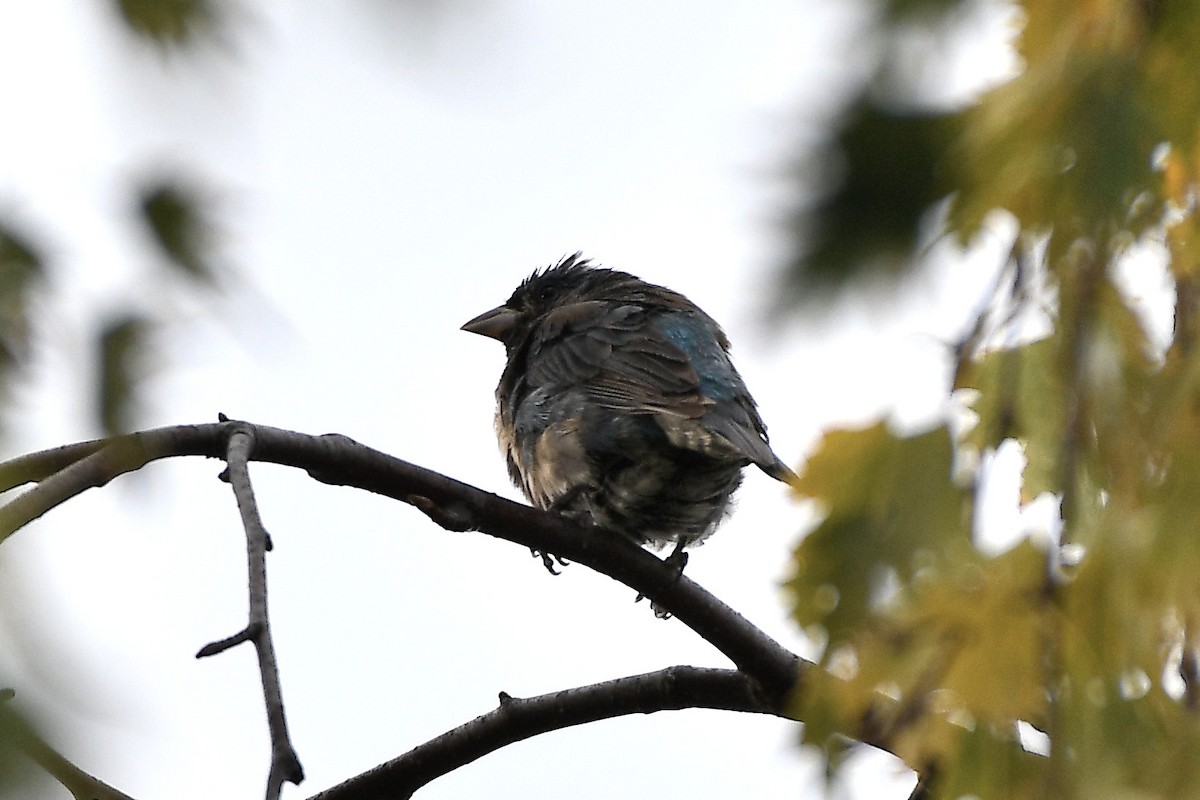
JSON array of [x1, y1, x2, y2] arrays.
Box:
[[196, 625, 255, 658]]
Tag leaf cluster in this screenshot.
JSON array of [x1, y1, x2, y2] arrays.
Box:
[[781, 0, 1200, 298], [784, 1, 1200, 796]]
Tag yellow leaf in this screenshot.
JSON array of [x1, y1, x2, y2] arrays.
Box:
[[787, 422, 970, 643]]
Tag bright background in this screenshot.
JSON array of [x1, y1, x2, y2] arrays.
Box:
[[0, 2, 1015, 798]]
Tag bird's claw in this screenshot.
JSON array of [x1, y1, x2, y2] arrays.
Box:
[[633, 591, 673, 620], [531, 548, 569, 575], [631, 544, 689, 618]]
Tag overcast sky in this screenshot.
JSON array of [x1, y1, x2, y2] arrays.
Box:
[[0, 2, 1016, 798]]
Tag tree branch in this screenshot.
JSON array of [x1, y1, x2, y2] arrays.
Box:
[[196, 422, 304, 799], [0, 439, 109, 490], [307, 666, 780, 800], [0, 420, 832, 794], [0, 436, 160, 547], [0, 421, 802, 695]]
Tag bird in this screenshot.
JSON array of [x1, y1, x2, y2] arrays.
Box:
[[462, 253, 794, 568]]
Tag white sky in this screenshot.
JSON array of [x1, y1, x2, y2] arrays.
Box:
[[0, 2, 1016, 798]]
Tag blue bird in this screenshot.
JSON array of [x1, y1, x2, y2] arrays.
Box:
[[462, 254, 794, 566]]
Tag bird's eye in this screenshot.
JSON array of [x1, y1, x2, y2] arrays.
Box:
[[538, 285, 558, 302]]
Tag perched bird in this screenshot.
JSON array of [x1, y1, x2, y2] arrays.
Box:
[[462, 254, 793, 563]]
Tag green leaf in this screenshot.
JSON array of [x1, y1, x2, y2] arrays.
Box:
[[96, 313, 152, 436], [880, 0, 971, 20], [1048, 637, 1200, 799], [928, 723, 1044, 800], [0, 221, 44, 434], [137, 178, 220, 283], [780, 105, 961, 302], [793, 543, 1049, 784], [956, 335, 1063, 499], [786, 421, 970, 644], [886, 541, 1048, 725], [111, 0, 220, 48], [944, 0, 1200, 244], [0, 222, 42, 361], [956, 268, 1158, 504]]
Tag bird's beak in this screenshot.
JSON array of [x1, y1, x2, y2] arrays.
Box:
[[461, 305, 519, 342]]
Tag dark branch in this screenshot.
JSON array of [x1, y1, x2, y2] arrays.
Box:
[[0, 421, 802, 694], [308, 666, 782, 800], [0, 421, 836, 794], [201, 423, 304, 799]]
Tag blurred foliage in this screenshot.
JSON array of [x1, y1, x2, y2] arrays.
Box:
[[0, 6, 233, 447], [786, 106, 963, 291], [787, 0, 1200, 797], [97, 313, 153, 436], [0, 223, 43, 437], [0, 692, 137, 799], [0, 693, 56, 799], [0, 173, 226, 440], [111, 0, 222, 48], [781, 0, 1197, 299], [789, 422, 971, 645], [881, 0, 972, 18], [138, 178, 222, 284]]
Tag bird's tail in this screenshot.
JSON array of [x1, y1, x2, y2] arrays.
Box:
[[760, 455, 800, 487]]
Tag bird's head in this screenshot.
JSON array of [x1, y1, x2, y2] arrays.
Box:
[[461, 253, 652, 347]]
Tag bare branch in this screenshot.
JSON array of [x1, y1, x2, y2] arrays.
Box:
[[308, 666, 781, 800], [0, 439, 109, 492], [197, 422, 304, 799], [0, 421, 801, 694], [0, 421, 829, 794], [0, 436, 161, 546]]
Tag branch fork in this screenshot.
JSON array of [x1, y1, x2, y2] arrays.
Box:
[[195, 419, 304, 799], [0, 419, 835, 800]]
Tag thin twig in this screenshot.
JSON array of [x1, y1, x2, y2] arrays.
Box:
[[1056, 240, 1103, 540], [307, 666, 780, 800], [196, 422, 304, 799], [1182, 613, 1200, 711], [952, 232, 1023, 384], [1171, 272, 1200, 358]]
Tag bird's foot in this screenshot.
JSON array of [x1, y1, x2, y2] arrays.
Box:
[[531, 548, 569, 575], [632, 543, 689, 619], [664, 542, 689, 577], [548, 495, 595, 529]]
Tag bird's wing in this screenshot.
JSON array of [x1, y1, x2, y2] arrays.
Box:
[[528, 301, 706, 409], [527, 300, 784, 472]]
